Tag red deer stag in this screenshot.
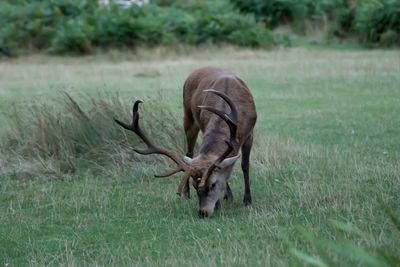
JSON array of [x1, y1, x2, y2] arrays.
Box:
[[114, 67, 257, 217]]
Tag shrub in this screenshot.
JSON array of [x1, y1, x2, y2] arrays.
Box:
[[232, 0, 309, 28], [0, 0, 280, 57], [232, 0, 353, 32], [182, 1, 276, 47], [50, 17, 95, 54], [0, 0, 98, 56], [355, 0, 400, 47]]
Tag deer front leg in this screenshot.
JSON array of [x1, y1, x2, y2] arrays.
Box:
[[241, 134, 253, 206], [224, 182, 234, 201], [182, 111, 199, 198]]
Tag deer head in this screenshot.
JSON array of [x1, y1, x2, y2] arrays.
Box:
[[182, 153, 240, 217]]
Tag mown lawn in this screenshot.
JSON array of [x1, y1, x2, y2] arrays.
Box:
[[0, 47, 399, 266]]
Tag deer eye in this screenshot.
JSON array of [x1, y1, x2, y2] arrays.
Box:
[[210, 182, 217, 190]]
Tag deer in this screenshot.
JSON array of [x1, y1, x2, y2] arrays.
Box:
[[114, 67, 257, 217]]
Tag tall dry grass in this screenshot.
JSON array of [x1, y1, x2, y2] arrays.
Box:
[[0, 93, 184, 178]]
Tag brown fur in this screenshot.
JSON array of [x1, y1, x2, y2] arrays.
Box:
[[181, 67, 257, 205]]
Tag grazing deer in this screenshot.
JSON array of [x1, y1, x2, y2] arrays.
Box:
[[114, 67, 257, 217]]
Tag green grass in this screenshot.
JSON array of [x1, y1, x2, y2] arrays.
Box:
[[1, 47, 400, 266]]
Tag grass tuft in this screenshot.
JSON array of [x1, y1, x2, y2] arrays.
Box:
[[0, 93, 184, 178]]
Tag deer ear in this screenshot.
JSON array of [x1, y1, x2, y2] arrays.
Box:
[[183, 155, 193, 165], [216, 155, 240, 169]]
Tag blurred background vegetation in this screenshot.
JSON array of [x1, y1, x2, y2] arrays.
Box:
[[0, 0, 399, 58]]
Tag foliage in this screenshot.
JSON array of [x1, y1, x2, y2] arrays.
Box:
[[0, 0, 400, 57], [0, 0, 280, 57], [1, 0, 399, 57], [291, 203, 400, 267], [355, 0, 400, 47], [232, 0, 306, 28], [0, 0, 98, 56], [231, 0, 350, 30], [232, 0, 400, 46]]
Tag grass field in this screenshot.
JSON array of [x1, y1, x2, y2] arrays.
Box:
[[0, 47, 399, 266]]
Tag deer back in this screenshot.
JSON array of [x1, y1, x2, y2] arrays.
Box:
[[183, 67, 257, 155]]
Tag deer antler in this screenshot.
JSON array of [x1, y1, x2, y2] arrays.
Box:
[[114, 100, 188, 177], [176, 169, 192, 197], [197, 89, 238, 189]]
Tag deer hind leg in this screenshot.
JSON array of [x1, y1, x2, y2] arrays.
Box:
[[241, 134, 253, 206]]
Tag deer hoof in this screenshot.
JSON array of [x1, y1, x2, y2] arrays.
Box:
[[243, 197, 252, 206], [224, 194, 233, 201]]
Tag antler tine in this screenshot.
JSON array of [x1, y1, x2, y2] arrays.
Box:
[[114, 100, 156, 155], [154, 166, 183, 178], [202, 89, 238, 119], [176, 170, 192, 197], [114, 100, 143, 130], [114, 100, 188, 177], [199, 89, 237, 146], [198, 89, 238, 189]]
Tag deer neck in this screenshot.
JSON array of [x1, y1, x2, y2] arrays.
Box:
[[199, 120, 236, 156]]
